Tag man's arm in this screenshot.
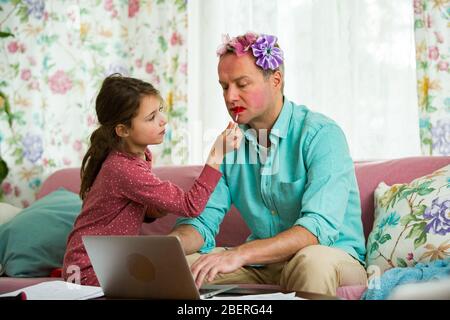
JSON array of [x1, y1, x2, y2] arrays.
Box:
[[190, 225, 317, 287], [170, 167, 232, 254], [234, 225, 318, 265], [169, 224, 205, 255]]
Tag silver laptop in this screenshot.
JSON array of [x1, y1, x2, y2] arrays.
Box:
[[82, 235, 236, 300]]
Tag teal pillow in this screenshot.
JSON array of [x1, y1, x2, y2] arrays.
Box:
[[0, 188, 81, 277]]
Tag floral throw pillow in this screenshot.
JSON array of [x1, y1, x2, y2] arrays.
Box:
[[366, 164, 450, 274]]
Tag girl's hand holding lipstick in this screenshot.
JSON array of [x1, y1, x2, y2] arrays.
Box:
[[206, 121, 243, 169]]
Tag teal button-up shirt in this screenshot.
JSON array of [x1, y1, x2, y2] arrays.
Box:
[[176, 98, 366, 264]]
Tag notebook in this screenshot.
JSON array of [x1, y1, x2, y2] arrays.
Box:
[[0, 281, 104, 300]]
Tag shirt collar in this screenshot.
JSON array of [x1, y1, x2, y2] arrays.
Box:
[[240, 97, 292, 143], [270, 97, 292, 139]]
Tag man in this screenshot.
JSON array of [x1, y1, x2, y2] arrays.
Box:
[[169, 32, 367, 295]]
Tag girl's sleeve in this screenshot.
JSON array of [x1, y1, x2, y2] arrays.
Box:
[[116, 162, 222, 218]]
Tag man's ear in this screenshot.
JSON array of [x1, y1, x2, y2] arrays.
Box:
[[272, 70, 283, 90], [115, 124, 129, 138]]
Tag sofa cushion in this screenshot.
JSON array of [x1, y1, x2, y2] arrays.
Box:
[[0, 203, 22, 226], [37, 168, 81, 199], [140, 165, 251, 247], [335, 285, 367, 300], [0, 188, 81, 277], [366, 164, 450, 274], [0, 203, 22, 276], [354, 156, 450, 241]]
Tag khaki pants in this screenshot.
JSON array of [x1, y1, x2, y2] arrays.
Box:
[[186, 245, 367, 296]]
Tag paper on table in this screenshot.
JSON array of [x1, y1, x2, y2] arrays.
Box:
[[0, 280, 104, 300], [206, 292, 306, 300]]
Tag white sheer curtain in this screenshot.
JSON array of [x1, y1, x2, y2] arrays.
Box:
[[187, 0, 421, 163]]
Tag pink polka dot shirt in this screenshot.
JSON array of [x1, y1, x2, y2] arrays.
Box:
[[62, 149, 222, 286]]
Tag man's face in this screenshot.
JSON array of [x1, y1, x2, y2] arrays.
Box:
[[218, 52, 280, 126]]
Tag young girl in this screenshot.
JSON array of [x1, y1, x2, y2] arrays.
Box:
[[63, 74, 242, 286]]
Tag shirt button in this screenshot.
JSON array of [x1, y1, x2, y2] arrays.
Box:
[[271, 210, 277, 215]]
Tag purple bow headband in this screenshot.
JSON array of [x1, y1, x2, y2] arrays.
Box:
[[216, 32, 284, 71]]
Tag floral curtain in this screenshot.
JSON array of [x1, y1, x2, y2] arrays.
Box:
[[414, 0, 450, 155], [0, 0, 188, 207]]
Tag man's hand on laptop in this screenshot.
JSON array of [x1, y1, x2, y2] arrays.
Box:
[[190, 249, 246, 288]]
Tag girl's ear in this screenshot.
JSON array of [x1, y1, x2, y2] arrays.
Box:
[[115, 124, 129, 138]]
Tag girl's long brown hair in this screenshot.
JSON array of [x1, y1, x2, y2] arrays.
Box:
[[79, 74, 160, 200]]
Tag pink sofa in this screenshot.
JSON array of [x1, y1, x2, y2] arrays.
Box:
[[1, 156, 449, 299]]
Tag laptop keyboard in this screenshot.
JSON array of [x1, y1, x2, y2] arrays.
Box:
[[199, 288, 220, 295]]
